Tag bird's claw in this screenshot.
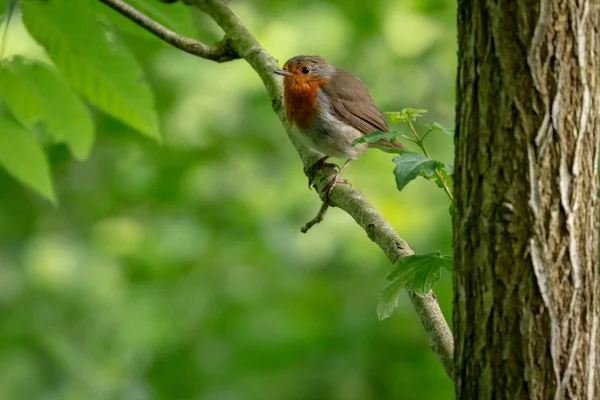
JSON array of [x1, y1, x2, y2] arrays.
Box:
[[305, 157, 338, 189], [324, 178, 351, 203]]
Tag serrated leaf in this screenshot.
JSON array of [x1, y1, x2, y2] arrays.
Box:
[[17, 57, 94, 159], [432, 165, 453, 190], [426, 121, 454, 135], [392, 152, 454, 192], [0, 57, 95, 159], [0, 108, 56, 203], [377, 274, 413, 321], [0, 60, 45, 127], [378, 252, 452, 319], [386, 252, 453, 280], [411, 264, 441, 296], [22, 0, 160, 141], [393, 152, 439, 191], [352, 130, 405, 146]]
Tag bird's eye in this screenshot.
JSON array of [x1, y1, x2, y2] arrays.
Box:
[[301, 67, 310, 74]]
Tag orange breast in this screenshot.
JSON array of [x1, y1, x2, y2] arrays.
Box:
[[283, 76, 323, 129]]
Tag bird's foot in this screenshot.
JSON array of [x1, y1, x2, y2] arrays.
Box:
[[300, 176, 350, 233], [305, 157, 338, 189], [323, 176, 351, 203], [301, 158, 352, 233]]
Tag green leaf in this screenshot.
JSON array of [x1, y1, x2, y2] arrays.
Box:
[[351, 130, 405, 146], [0, 59, 45, 127], [418, 161, 453, 190], [385, 108, 427, 124], [378, 252, 452, 320], [410, 263, 442, 296], [432, 164, 453, 190], [377, 272, 414, 321], [22, 0, 160, 141], [0, 108, 56, 204], [0, 57, 95, 159], [386, 252, 453, 280], [17, 59, 95, 160], [392, 152, 454, 192], [426, 121, 454, 135], [0, 0, 13, 20], [392, 152, 439, 191]]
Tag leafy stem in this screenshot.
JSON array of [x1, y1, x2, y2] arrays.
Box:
[[407, 121, 454, 202]]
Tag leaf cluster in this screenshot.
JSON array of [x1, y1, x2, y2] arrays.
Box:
[[0, 0, 195, 202], [377, 252, 453, 320], [354, 108, 455, 318]]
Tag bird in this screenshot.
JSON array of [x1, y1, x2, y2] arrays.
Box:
[[274, 55, 405, 200]]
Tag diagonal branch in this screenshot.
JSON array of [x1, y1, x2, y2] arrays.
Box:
[[98, 0, 238, 62], [308, 164, 454, 379], [98, 0, 454, 380]]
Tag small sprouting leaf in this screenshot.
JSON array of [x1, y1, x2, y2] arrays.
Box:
[[22, 0, 161, 141], [0, 108, 56, 203], [431, 163, 454, 190], [425, 122, 454, 135], [385, 108, 427, 124], [448, 202, 454, 216], [352, 130, 405, 146], [378, 252, 453, 320]]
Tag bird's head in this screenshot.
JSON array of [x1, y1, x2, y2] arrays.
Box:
[[273, 55, 338, 128], [274, 55, 336, 87]]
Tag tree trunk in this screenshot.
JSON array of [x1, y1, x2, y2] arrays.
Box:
[[454, 1, 600, 398]]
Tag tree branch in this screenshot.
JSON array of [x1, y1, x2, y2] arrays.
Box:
[[309, 165, 454, 379], [98, 0, 239, 62], [99, 0, 455, 380]]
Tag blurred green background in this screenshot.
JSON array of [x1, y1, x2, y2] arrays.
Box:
[[0, 0, 456, 398]]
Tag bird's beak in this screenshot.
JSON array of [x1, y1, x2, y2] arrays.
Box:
[[274, 69, 293, 77]]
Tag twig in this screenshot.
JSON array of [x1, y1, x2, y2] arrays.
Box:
[[408, 122, 454, 202], [98, 0, 238, 62], [99, 0, 455, 380], [300, 200, 330, 233]]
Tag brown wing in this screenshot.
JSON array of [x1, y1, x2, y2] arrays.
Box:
[[322, 68, 390, 134]]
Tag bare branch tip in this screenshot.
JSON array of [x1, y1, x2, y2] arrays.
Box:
[[301, 200, 330, 233]]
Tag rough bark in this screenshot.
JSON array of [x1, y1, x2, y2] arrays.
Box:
[[454, 0, 600, 398]]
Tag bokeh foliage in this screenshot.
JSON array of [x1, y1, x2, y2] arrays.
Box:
[[0, 0, 456, 398]]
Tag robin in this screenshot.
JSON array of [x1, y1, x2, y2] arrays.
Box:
[[274, 55, 405, 200]]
